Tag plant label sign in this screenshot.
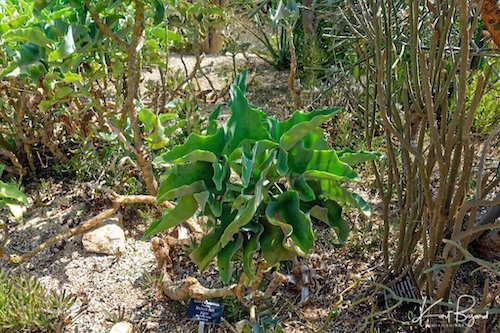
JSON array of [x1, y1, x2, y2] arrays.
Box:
[[187, 299, 224, 324]]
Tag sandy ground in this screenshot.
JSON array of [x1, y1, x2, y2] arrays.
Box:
[[142, 53, 298, 119]]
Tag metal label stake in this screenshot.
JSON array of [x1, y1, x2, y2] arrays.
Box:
[[198, 321, 205, 333]]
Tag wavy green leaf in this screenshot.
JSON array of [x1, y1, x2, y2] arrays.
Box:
[[194, 191, 210, 213], [206, 192, 223, 217], [293, 176, 315, 202], [229, 69, 248, 98], [241, 143, 253, 189], [316, 180, 371, 216], [190, 206, 237, 271], [153, 129, 225, 165], [265, 191, 314, 257], [156, 162, 214, 203], [310, 200, 350, 247], [224, 72, 271, 154], [143, 194, 198, 238], [289, 144, 360, 181], [167, 150, 217, 163], [217, 233, 244, 284], [212, 159, 228, 192], [351, 192, 371, 216], [242, 140, 279, 188], [0, 181, 28, 205], [303, 170, 357, 182], [220, 193, 260, 248], [336, 149, 382, 166], [277, 148, 288, 175], [302, 128, 329, 150], [231, 194, 253, 212], [279, 108, 341, 151], [217, 151, 275, 254], [4, 27, 55, 48], [207, 104, 222, 135], [261, 218, 296, 266], [242, 223, 264, 279]]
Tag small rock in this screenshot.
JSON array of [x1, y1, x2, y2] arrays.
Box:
[[177, 225, 189, 239], [146, 322, 158, 330], [109, 322, 133, 333], [82, 215, 126, 255]]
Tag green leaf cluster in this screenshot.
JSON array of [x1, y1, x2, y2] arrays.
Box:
[[0, 271, 76, 332], [0, 165, 28, 221], [147, 71, 380, 283], [0, 0, 171, 85], [138, 106, 181, 150]]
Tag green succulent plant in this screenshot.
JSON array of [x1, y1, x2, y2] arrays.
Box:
[[145, 71, 379, 284], [0, 271, 77, 332]]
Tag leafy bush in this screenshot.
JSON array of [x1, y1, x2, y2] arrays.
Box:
[[0, 271, 76, 332], [0, 164, 27, 221], [0, 0, 222, 190], [145, 71, 379, 283]]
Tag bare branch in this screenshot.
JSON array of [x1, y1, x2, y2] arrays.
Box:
[[151, 235, 290, 302], [106, 121, 140, 156], [1, 193, 175, 264]]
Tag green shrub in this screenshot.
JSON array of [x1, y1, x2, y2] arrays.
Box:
[[145, 71, 379, 284], [0, 271, 76, 333]]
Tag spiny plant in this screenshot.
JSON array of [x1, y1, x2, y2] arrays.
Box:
[[0, 271, 77, 333], [145, 71, 379, 284]]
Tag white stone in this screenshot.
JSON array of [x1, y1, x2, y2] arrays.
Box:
[[177, 225, 189, 239], [82, 215, 125, 255], [109, 322, 133, 333]]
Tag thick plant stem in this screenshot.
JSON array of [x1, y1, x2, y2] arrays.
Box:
[[89, 0, 157, 195], [126, 1, 157, 196], [287, 28, 301, 108], [151, 236, 291, 302], [152, 236, 239, 300]]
